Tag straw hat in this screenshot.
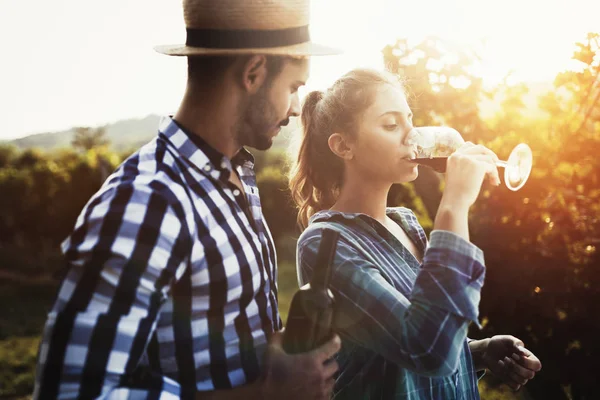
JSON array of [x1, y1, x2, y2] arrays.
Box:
[[155, 0, 342, 57]]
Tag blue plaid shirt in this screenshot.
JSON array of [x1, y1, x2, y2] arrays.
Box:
[[34, 116, 280, 399], [297, 208, 485, 399]]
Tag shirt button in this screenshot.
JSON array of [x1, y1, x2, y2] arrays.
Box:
[[233, 189, 241, 196], [203, 165, 211, 172], [220, 161, 228, 169]]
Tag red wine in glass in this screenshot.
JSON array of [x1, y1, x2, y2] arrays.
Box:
[[408, 127, 533, 191]]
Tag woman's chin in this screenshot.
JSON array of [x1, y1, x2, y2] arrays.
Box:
[[394, 167, 419, 184], [406, 164, 419, 180]]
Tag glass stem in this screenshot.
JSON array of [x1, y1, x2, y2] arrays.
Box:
[[496, 160, 508, 168]]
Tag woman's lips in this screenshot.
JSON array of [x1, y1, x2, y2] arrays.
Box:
[[404, 151, 418, 160]]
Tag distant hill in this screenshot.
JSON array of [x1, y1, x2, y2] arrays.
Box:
[[7, 114, 300, 153], [8, 115, 162, 152]]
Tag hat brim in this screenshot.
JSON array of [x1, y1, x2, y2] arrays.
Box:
[[154, 41, 342, 57]]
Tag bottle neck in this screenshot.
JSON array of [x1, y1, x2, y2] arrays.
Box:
[[311, 262, 331, 289], [310, 228, 339, 290]]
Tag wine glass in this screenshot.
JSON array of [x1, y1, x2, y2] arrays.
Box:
[[406, 126, 533, 191]]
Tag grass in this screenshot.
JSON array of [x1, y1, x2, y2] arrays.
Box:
[[478, 375, 533, 400], [0, 275, 58, 341], [0, 277, 52, 397], [0, 246, 60, 398], [0, 336, 39, 397], [276, 262, 298, 325]]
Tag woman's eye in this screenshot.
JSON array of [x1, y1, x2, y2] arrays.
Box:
[[384, 124, 398, 131]]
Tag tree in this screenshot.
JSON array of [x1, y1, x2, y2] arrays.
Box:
[[0, 145, 17, 169], [71, 126, 109, 152], [469, 33, 600, 400]]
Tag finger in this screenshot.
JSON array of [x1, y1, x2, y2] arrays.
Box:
[[456, 143, 497, 160], [505, 356, 536, 381], [316, 379, 336, 400], [509, 382, 522, 392], [501, 360, 523, 392], [512, 345, 541, 365], [456, 141, 476, 153], [474, 144, 500, 162], [514, 350, 542, 371], [269, 330, 284, 348], [487, 161, 501, 186], [460, 144, 487, 155], [508, 370, 529, 386], [323, 359, 339, 379], [471, 155, 501, 186], [324, 377, 336, 395], [311, 334, 341, 363], [469, 154, 498, 170], [515, 345, 534, 358], [508, 339, 527, 359], [510, 337, 525, 348]]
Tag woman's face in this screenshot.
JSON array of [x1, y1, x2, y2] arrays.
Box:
[[347, 83, 418, 184]]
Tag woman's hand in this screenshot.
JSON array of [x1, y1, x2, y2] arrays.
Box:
[[470, 335, 542, 392], [433, 142, 500, 240], [443, 142, 501, 209]]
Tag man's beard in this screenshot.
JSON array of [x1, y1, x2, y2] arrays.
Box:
[[238, 88, 287, 151]]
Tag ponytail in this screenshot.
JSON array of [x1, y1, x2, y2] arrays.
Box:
[[289, 90, 340, 229]]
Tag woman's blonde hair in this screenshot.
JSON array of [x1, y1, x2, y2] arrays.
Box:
[[288, 68, 405, 229]]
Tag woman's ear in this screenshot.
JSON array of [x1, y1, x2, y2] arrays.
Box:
[[328, 133, 354, 160]]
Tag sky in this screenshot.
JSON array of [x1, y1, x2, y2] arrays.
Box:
[[1, 0, 599, 140]]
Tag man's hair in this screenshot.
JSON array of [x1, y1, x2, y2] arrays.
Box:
[[187, 55, 295, 85]]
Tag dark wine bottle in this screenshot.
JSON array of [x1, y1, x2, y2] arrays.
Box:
[[282, 228, 340, 354], [413, 157, 448, 173]]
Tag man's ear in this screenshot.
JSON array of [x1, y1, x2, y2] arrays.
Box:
[[241, 55, 268, 94], [328, 133, 354, 160]]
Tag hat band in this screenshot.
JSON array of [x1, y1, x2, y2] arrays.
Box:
[[185, 25, 310, 49]]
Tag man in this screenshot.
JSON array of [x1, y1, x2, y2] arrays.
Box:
[[33, 0, 341, 398]]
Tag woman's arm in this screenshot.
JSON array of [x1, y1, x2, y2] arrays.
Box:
[[298, 227, 485, 377]]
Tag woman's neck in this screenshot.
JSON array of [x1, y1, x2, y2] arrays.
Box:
[[330, 173, 391, 224]]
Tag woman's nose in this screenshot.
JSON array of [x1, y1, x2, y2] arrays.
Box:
[[404, 128, 419, 146]]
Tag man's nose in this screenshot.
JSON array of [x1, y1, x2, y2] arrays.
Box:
[[289, 93, 301, 117]]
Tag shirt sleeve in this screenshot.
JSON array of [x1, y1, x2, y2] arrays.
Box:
[[33, 180, 192, 399], [297, 229, 485, 377]]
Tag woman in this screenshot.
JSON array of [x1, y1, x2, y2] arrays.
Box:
[[288, 69, 541, 399]]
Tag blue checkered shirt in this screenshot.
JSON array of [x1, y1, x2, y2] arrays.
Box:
[[297, 208, 485, 399], [34, 116, 280, 399]]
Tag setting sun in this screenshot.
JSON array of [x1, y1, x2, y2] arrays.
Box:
[[307, 0, 599, 91]]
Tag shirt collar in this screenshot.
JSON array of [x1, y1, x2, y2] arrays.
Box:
[[310, 207, 427, 252], [158, 116, 255, 179], [309, 208, 409, 224]]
